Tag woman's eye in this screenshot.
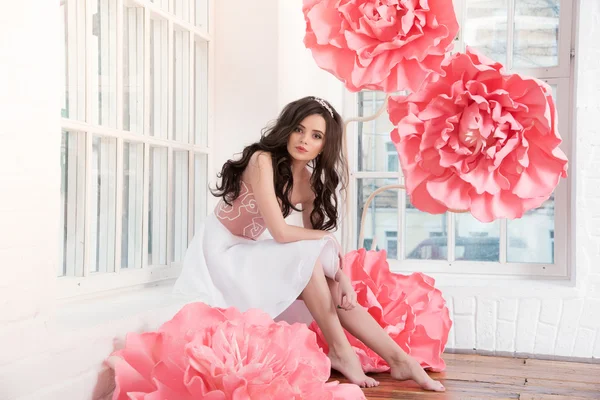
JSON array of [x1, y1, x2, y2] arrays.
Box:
[[294, 127, 302, 132], [313, 134, 323, 139]]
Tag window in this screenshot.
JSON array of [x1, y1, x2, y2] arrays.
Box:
[[59, 0, 213, 297], [346, 0, 573, 277], [385, 231, 398, 259], [385, 142, 398, 173]]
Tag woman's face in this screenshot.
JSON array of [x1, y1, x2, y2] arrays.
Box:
[[287, 114, 327, 162]]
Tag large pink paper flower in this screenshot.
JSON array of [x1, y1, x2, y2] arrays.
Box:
[[110, 303, 365, 399], [302, 0, 459, 92], [310, 249, 451, 373], [388, 47, 568, 222]]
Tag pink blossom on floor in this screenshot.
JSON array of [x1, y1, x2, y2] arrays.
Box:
[[302, 0, 459, 92], [388, 47, 568, 222], [310, 249, 452, 373], [110, 303, 365, 400]]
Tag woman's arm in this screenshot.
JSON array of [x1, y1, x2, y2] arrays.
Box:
[[245, 151, 329, 243]]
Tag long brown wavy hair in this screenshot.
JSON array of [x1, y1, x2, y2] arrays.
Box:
[[211, 96, 347, 231]]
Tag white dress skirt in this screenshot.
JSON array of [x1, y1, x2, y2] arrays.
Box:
[[173, 212, 340, 319]]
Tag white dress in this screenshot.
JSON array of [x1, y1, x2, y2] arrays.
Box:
[[173, 182, 340, 319]]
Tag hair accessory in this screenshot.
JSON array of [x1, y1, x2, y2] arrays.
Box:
[[312, 97, 334, 118]]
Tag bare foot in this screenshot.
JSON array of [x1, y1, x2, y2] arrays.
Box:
[[389, 353, 445, 392], [328, 348, 380, 388]]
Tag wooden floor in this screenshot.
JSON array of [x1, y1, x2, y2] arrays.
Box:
[[330, 354, 600, 399]]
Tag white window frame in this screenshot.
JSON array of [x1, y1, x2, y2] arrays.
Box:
[[58, 0, 215, 298], [342, 0, 575, 278]]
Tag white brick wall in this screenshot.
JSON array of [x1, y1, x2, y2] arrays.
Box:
[[0, 0, 598, 399]]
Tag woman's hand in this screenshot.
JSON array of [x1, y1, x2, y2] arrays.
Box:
[[335, 271, 357, 311]]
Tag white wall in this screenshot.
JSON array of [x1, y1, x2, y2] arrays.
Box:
[[0, 1, 63, 398], [0, 1, 60, 324], [212, 0, 280, 195], [277, 0, 344, 112]]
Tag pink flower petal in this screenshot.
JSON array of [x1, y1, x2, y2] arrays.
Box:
[[325, 381, 367, 399], [111, 302, 360, 399], [303, 0, 459, 92], [387, 48, 568, 222]]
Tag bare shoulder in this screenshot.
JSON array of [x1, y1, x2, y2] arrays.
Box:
[[248, 150, 272, 168], [244, 151, 273, 182]]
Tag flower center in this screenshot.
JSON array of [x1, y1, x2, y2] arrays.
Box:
[[458, 127, 485, 154]]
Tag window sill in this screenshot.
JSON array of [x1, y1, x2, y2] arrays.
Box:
[[388, 259, 568, 278], [56, 264, 183, 300], [388, 264, 581, 298], [54, 279, 188, 331]]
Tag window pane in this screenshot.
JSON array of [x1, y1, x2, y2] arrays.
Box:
[[91, 0, 118, 127], [357, 178, 399, 255], [405, 194, 448, 261], [386, 142, 399, 172], [357, 91, 397, 173], [385, 231, 398, 259], [194, 153, 208, 232], [174, 0, 191, 22], [123, 6, 145, 133], [150, 17, 169, 139], [59, 131, 86, 277], [196, 0, 208, 29], [174, 29, 191, 143], [62, 0, 85, 120], [194, 39, 209, 146], [455, 213, 500, 262], [149, 147, 168, 265], [464, 0, 508, 65], [507, 196, 555, 264], [91, 136, 117, 273], [172, 151, 189, 262], [122, 142, 144, 269], [513, 0, 560, 68]]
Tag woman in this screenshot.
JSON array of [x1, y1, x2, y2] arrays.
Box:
[[174, 96, 445, 391]]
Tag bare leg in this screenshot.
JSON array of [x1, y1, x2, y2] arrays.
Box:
[[300, 261, 379, 388], [327, 279, 445, 392]]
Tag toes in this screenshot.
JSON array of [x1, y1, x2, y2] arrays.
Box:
[[425, 380, 445, 392], [364, 378, 379, 388]]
